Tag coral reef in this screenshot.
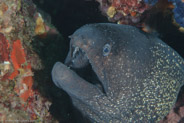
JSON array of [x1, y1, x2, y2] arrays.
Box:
[[96, 0, 184, 30], [169, 0, 184, 28], [0, 0, 59, 122], [9, 39, 34, 102], [144, 0, 184, 28], [96, 0, 151, 26]]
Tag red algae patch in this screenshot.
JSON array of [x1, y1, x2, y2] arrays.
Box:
[[9, 39, 34, 102], [9, 40, 26, 80], [0, 33, 10, 62]]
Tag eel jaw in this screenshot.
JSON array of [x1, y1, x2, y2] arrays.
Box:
[[64, 46, 105, 94]]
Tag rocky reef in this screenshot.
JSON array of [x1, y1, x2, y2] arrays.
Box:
[[168, 0, 184, 28], [95, 0, 184, 32], [96, 0, 151, 27], [0, 0, 63, 122]]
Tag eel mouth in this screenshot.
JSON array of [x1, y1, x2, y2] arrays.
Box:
[[65, 46, 105, 93]]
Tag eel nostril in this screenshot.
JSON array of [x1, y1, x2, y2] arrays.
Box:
[[72, 47, 79, 58]]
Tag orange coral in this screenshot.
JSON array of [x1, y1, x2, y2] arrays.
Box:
[[10, 40, 26, 67], [9, 39, 34, 102], [9, 40, 26, 79]]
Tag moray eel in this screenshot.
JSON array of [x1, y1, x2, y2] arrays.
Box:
[[52, 23, 184, 122]]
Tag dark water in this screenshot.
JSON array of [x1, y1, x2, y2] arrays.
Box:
[[32, 0, 184, 122]]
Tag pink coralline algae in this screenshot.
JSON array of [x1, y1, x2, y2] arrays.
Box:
[[96, 0, 151, 26]]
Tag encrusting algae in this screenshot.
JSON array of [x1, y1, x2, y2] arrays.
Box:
[[9, 39, 34, 102], [0, 0, 60, 122]]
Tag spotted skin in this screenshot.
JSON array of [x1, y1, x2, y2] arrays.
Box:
[[52, 23, 184, 122]]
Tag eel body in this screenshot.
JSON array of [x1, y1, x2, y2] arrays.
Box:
[[52, 23, 184, 122]]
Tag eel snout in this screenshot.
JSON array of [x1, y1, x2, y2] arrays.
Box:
[[65, 46, 89, 69], [51, 62, 104, 101]]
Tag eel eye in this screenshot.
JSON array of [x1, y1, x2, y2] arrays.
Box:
[[103, 44, 111, 56]]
